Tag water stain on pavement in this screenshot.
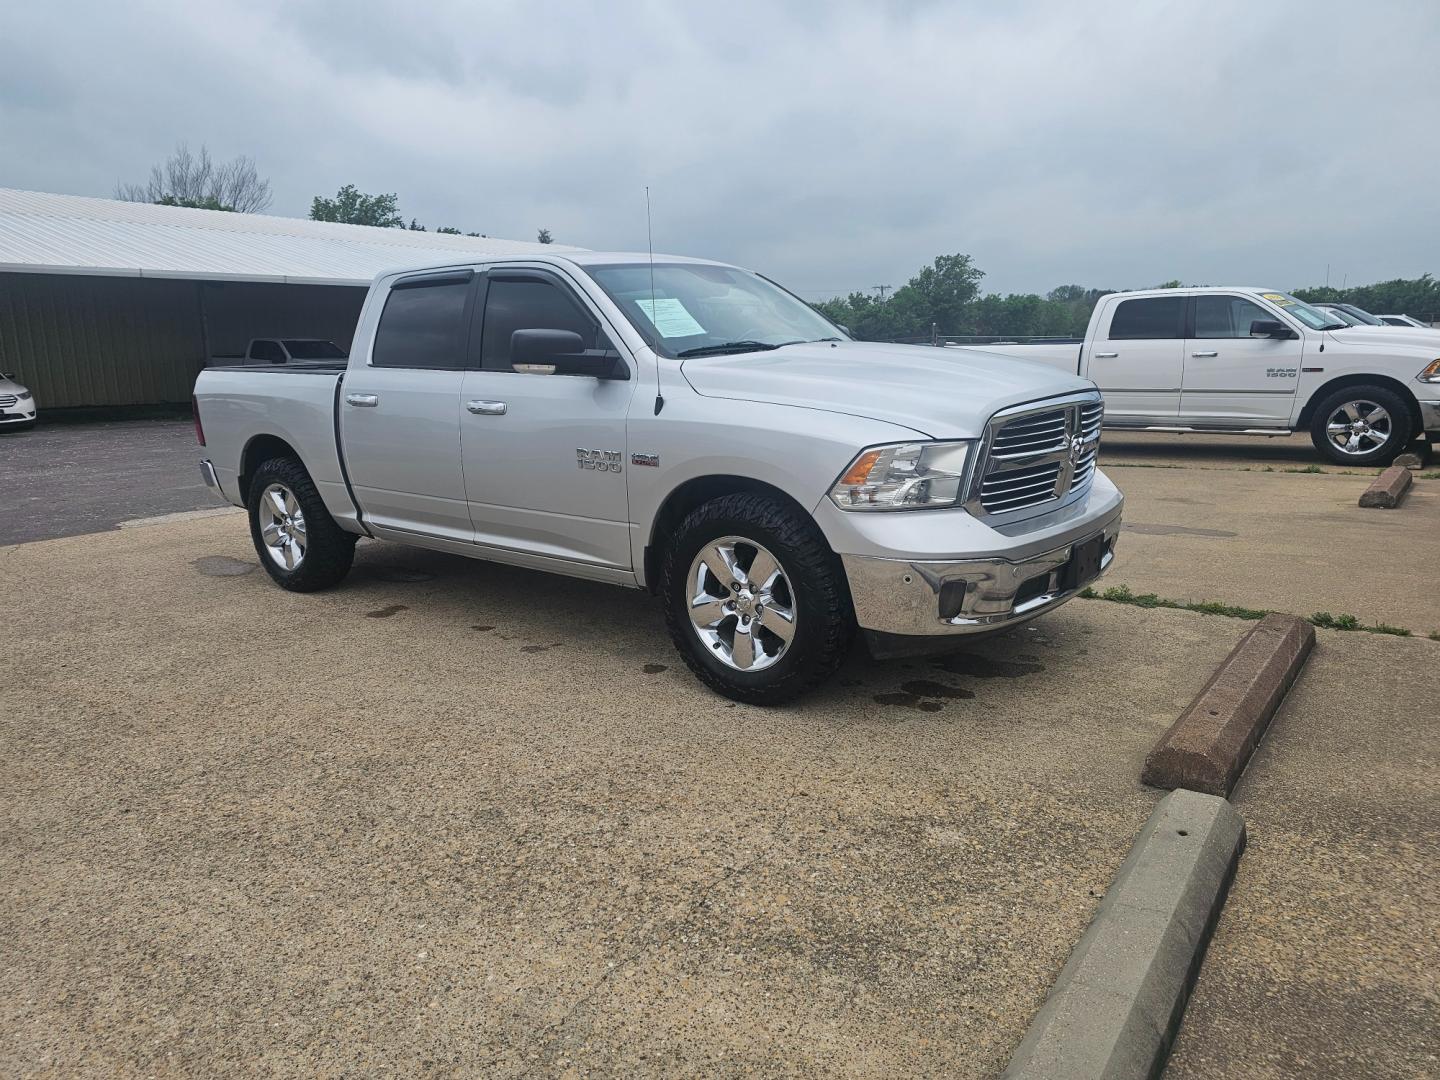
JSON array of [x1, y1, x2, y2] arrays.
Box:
[[643, 663, 668, 674], [366, 604, 408, 619], [521, 643, 562, 653], [471, 624, 495, 632], [931, 653, 1045, 679], [900, 679, 975, 700], [873, 692, 945, 713], [1124, 522, 1237, 538], [191, 555, 258, 577]]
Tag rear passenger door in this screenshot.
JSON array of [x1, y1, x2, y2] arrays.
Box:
[[1180, 294, 1302, 423], [1088, 296, 1185, 422], [339, 270, 475, 543]]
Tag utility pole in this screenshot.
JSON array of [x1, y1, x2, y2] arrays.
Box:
[[872, 285, 891, 301]]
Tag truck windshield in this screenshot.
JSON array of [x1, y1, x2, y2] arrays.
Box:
[[1255, 293, 1346, 330], [283, 340, 347, 359], [583, 263, 847, 358], [1335, 304, 1386, 326]]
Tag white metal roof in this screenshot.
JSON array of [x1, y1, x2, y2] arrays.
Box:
[[0, 187, 580, 287]]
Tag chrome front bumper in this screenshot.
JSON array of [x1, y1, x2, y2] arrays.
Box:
[[841, 504, 1122, 640]]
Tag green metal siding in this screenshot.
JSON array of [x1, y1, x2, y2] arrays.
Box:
[[0, 273, 205, 407]]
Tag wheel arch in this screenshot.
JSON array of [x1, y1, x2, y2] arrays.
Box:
[[239, 433, 304, 499], [1298, 374, 1421, 431], [643, 474, 824, 593]]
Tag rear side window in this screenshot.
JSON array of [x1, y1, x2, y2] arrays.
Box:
[[1193, 296, 1273, 338], [1107, 297, 1184, 340], [481, 277, 599, 372], [372, 277, 473, 369]]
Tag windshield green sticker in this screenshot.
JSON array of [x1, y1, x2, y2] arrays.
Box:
[[635, 298, 706, 338], [1261, 292, 1294, 306]]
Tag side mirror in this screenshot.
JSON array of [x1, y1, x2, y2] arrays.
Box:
[[510, 328, 626, 378], [1249, 319, 1294, 339]]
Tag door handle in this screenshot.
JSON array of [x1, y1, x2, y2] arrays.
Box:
[[1095, 351, 1118, 358], [345, 393, 379, 407], [1191, 351, 1218, 358], [466, 400, 507, 415]]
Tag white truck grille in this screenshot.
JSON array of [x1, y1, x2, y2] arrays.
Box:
[[970, 395, 1104, 517], [0, 395, 16, 407]]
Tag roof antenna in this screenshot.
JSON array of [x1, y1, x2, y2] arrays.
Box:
[[647, 186, 664, 415]]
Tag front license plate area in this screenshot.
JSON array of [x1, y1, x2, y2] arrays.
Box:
[[1062, 535, 1105, 591]]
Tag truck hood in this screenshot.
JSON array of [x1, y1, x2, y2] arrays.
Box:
[[679, 341, 1093, 438], [1326, 326, 1440, 351]]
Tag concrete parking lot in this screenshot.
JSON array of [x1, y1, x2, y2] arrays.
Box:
[[4, 421, 1438, 1075], [2, 514, 1241, 1076], [0, 419, 214, 545]]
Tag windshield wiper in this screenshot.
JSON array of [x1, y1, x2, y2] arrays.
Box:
[[1319, 322, 1348, 331], [676, 340, 782, 358]]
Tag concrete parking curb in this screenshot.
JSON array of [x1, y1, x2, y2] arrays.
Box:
[[1141, 613, 1314, 797], [1358, 465, 1412, 508], [1002, 789, 1246, 1079]]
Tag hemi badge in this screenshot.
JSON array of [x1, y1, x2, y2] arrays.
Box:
[[1302, 367, 1324, 373], [631, 452, 660, 467]]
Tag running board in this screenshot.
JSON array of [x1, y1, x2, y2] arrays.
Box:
[[1112, 425, 1292, 437]]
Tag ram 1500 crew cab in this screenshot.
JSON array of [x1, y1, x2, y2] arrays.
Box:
[[194, 253, 1122, 703], [969, 287, 1440, 465]]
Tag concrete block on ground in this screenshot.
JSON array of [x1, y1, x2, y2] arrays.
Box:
[[1002, 789, 1246, 1079], [1142, 613, 1314, 797], [1358, 466, 1412, 508]]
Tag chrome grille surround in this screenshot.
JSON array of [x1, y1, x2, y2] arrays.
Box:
[[966, 392, 1104, 520], [0, 395, 16, 407]]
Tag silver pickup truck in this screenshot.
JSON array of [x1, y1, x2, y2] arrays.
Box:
[[194, 252, 1122, 702]]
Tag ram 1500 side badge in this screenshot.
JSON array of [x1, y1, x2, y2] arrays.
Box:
[[577, 448, 622, 473]]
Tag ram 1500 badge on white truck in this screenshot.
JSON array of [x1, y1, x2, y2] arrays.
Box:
[[968, 287, 1440, 465], [193, 253, 1123, 703]]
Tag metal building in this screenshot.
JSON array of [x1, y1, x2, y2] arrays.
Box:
[[0, 189, 567, 409]]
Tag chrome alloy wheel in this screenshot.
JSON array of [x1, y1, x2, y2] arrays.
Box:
[[686, 536, 797, 672], [1325, 399, 1393, 456], [258, 482, 307, 570]]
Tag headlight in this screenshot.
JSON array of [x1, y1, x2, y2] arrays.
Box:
[[829, 441, 973, 511], [1418, 360, 1440, 384], [17, 391, 31, 401]]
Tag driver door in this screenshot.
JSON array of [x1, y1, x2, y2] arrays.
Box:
[[459, 269, 639, 571]]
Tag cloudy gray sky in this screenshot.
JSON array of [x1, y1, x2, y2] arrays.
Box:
[[2, 0, 1437, 298]]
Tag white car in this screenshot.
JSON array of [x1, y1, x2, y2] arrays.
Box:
[[0, 371, 36, 431], [1378, 314, 1431, 329]]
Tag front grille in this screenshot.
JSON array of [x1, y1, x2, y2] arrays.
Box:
[[971, 395, 1104, 517], [0, 395, 16, 407]]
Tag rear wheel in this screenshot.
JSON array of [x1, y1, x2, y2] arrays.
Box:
[[1309, 385, 1412, 466], [662, 493, 853, 705], [247, 456, 356, 591]]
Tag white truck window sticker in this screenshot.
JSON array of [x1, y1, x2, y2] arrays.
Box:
[[635, 298, 706, 338]]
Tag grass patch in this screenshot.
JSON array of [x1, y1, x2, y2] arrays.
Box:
[[1079, 584, 1413, 637], [1430, 632, 1440, 642], [1419, 470, 1440, 480]]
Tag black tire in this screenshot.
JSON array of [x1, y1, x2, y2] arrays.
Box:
[[1308, 385, 1413, 466], [662, 493, 853, 705], [247, 456, 356, 592]]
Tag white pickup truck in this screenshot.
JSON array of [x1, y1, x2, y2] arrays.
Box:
[[967, 287, 1440, 465], [193, 252, 1123, 702]]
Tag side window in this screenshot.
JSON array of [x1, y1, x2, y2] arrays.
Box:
[[1107, 297, 1184, 340], [481, 277, 599, 372], [1194, 296, 1274, 338], [372, 277, 473, 369], [249, 340, 284, 363]]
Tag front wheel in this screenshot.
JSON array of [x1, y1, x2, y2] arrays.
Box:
[[247, 456, 356, 591], [662, 493, 854, 705], [1309, 385, 1413, 466]]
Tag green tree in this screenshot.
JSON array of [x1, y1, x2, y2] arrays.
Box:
[[309, 185, 404, 228], [537, 227, 553, 244]]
